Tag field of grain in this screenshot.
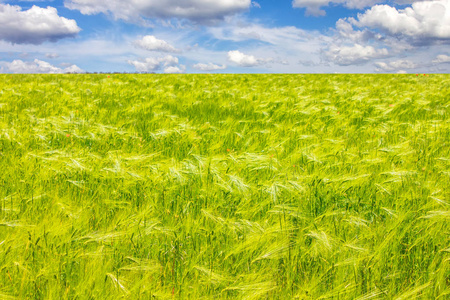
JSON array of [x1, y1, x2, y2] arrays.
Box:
[[0, 74, 449, 299]]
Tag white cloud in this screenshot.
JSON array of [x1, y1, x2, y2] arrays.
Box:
[[65, 0, 252, 23], [292, 0, 429, 16], [325, 44, 389, 65], [164, 65, 186, 73], [63, 64, 84, 73], [335, 19, 378, 43], [0, 59, 83, 73], [209, 22, 314, 45], [193, 62, 227, 71], [45, 53, 59, 59], [127, 55, 179, 72], [374, 59, 417, 72], [251, 1, 261, 8], [0, 4, 80, 44], [206, 19, 332, 71], [292, 0, 383, 16], [329, 2, 450, 68], [134, 35, 179, 53], [432, 54, 450, 63], [227, 50, 271, 67], [298, 60, 320, 66], [352, 1, 450, 40], [208, 20, 332, 61]]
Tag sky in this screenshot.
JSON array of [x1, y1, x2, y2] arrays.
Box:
[[0, 0, 449, 74]]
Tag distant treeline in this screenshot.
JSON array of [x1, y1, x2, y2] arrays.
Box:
[[66, 71, 157, 74]]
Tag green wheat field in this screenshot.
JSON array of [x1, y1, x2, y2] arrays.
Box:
[[0, 74, 449, 299]]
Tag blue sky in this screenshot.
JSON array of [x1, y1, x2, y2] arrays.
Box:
[[0, 0, 449, 73]]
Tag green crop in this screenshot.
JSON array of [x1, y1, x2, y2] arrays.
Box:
[[0, 74, 449, 299]]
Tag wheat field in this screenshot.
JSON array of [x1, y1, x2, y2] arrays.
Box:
[[0, 74, 449, 299]]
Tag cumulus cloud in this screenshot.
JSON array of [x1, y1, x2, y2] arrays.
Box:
[[432, 54, 450, 63], [0, 4, 80, 44], [65, 0, 251, 23], [335, 19, 378, 43], [193, 62, 226, 71], [134, 35, 179, 53], [335, 18, 417, 55], [164, 65, 186, 73], [325, 44, 389, 65], [227, 50, 271, 67], [0, 59, 83, 73], [328, 1, 450, 67], [127, 55, 179, 72], [63, 64, 84, 73], [351, 1, 450, 41], [374, 59, 417, 72]]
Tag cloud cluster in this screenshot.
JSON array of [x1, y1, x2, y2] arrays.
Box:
[[323, 1, 450, 68], [127, 55, 185, 73], [134, 35, 179, 53], [292, 0, 429, 16], [0, 4, 80, 44], [0, 59, 83, 73], [352, 1, 450, 41], [65, 0, 251, 23], [1, 1, 447, 73], [205, 21, 331, 70]]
